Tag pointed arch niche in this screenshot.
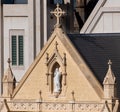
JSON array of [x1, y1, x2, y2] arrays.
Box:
[[45, 41, 67, 98]]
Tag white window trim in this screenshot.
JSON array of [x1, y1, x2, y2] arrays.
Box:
[[9, 29, 25, 69]]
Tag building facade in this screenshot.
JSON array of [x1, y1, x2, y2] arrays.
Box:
[[0, 0, 84, 94], [0, 0, 98, 94], [0, 10, 120, 111], [0, 0, 120, 111]]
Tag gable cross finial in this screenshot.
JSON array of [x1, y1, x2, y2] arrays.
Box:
[[108, 59, 112, 69], [7, 58, 11, 67], [51, 3, 66, 28]]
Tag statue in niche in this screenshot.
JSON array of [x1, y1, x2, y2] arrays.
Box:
[[53, 67, 61, 93]]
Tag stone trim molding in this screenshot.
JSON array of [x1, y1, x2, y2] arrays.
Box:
[[0, 99, 119, 112], [85, 7, 120, 33], [80, 0, 107, 33]]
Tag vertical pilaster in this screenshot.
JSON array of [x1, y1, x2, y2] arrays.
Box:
[[39, 0, 44, 49], [0, 0, 3, 95], [0, 0, 1, 95], [28, 0, 35, 63], [34, 0, 47, 53], [43, 0, 47, 45], [35, 0, 40, 55]]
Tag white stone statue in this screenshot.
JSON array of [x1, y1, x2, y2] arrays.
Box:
[[54, 68, 61, 93]]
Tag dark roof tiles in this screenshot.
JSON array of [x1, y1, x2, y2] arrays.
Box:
[[68, 33, 120, 98]]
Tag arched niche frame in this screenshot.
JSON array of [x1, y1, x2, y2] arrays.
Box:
[[45, 41, 67, 97]]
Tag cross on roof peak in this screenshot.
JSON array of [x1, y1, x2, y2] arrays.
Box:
[[7, 58, 11, 67], [108, 59, 112, 69], [51, 3, 66, 28]]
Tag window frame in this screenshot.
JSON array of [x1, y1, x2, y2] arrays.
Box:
[[10, 29, 24, 68], [3, 0, 28, 4]]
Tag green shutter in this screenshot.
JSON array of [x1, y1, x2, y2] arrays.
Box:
[[18, 35, 24, 65], [12, 36, 17, 65]]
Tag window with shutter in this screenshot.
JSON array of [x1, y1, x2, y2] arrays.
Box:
[[12, 36, 17, 65], [3, 0, 28, 4], [10, 30, 24, 67], [18, 35, 24, 65]]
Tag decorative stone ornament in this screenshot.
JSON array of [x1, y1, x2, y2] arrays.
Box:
[[103, 60, 116, 99], [39, 90, 42, 102], [45, 41, 67, 98], [50, 3, 66, 28], [2, 58, 16, 97]]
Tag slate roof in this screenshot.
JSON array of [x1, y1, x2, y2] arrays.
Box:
[[68, 33, 120, 99]]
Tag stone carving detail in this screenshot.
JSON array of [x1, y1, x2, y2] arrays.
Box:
[[7, 101, 105, 112], [42, 103, 68, 111], [75, 103, 103, 112], [9, 102, 37, 111], [45, 41, 67, 97]]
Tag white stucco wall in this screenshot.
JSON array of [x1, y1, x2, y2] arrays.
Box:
[[4, 16, 30, 82], [80, 0, 120, 33], [3, 4, 30, 82], [93, 13, 120, 33], [2, 0, 48, 83], [0, 0, 51, 94], [104, 0, 120, 7], [0, 0, 2, 94]]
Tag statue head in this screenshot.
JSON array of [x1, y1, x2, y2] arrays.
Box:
[[54, 68, 59, 77], [55, 68, 59, 72]]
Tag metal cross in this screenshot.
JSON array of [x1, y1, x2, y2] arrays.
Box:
[[51, 3, 66, 27]]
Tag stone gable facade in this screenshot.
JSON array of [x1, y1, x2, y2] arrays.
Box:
[[0, 26, 119, 112], [0, 0, 120, 112]]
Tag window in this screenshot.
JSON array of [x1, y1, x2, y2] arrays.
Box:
[[10, 30, 24, 66], [14, 0, 28, 4], [3, 0, 28, 4], [50, 0, 70, 4], [53, 0, 63, 4]]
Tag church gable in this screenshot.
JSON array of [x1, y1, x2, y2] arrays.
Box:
[[11, 27, 102, 102], [1, 3, 120, 112]]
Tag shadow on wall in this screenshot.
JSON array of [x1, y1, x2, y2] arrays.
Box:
[[85, 0, 99, 20]]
